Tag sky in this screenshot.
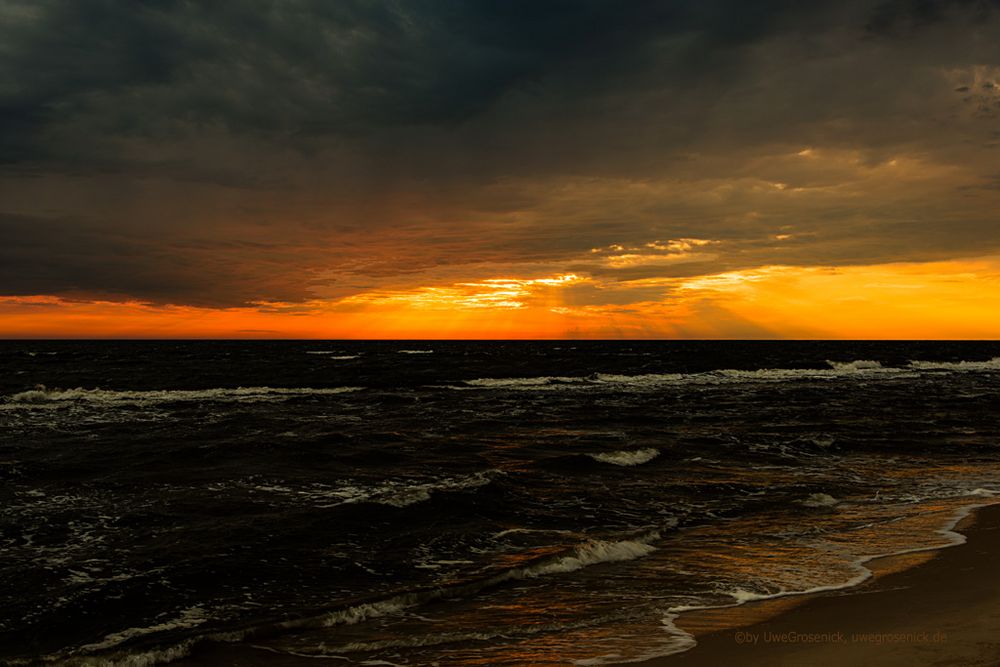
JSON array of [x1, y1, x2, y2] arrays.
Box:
[[2, 0, 1000, 339]]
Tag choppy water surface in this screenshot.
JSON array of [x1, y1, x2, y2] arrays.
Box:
[[2, 341, 1000, 665]]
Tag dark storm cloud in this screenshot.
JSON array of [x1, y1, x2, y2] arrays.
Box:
[[866, 0, 1000, 33], [0, 0, 821, 164], [0, 211, 327, 306], [1, 0, 1000, 307]]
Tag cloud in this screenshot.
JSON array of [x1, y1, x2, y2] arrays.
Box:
[[1, 0, 1000, 313]]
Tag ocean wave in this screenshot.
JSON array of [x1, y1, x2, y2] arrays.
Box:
[[275, 609, 692, 664], [131, 524, 664, 664], [457, 356, 1000, 391], [245, 470, 500, 509], [305, 351, 360, 359], [78, 606, 210, 654], [592, 373, 686, 385], [798, 493, 840, 508], [907, 357, 1000, 371], [398, 349, 433, 354], [572, 611, 696, 666], [2, 385, 362, 408], [54, 640, 198, 667], [588, 448, 660, 466], [43, 503, 989, 667], [336, 470, 499, 508], [271, 608, 692, 665], [826, 359, 884, 371], [299, 530, 663, 630], [663, 501, 996, 638], [512, 532, 659, 578], [42, 613, 248, 667], [464, 376, 583, 388]]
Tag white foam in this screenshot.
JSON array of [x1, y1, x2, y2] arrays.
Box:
[[593, 373, 686, 385], [79, 640, 197, 666], [311, 629, 515, 653], [492, 527, 576, 539], [515, 533, 659, 578], [572, 611, 697, 666], [574, 656, 622, 666], [78, 606, 210, 653], [799, 493, 840, 508], [349, 471, 498, 508], [301, 612, 690, 663], [248, 470, 499, 509], [57, 627, 252, 667], [908, 357, 1000, 371], [589, 448, 660, 466], [284, 612, 693, 665], [459, 363, 898, 391], [320, 597, 415, 626], [305, 531, 663, 631], [464, 376, 582, 388], [397, 350, 433, 354], [660, 500, 997, 658], [56, 530, 664, 664], [3, 385, 362, 408], [306, 352, 360, 359], [826, 359, 884, 371], [457, 356, 1000, 392]]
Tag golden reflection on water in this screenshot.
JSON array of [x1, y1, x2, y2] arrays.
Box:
[[670, 495, 1000, 642], [245, 462, 1000, 667]]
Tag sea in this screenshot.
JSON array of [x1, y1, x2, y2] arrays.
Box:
[[3, 340, 1000, 666]]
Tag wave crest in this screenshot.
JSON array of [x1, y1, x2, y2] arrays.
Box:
[[458, 356, 1000, 391], [244, 470, 500, 509], [314, 531, 661, 626], [908, 357, 1000, 371], [3, 385, 362, 408], [589, 448, 660, 466], [825, 359, 883, 371]]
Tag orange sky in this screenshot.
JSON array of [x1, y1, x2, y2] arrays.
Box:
[[4, 5, 1000, 339], [6, 256, 1000, 339]]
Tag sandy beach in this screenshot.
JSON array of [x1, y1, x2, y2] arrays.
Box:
[[637, 502, 1000, 667]]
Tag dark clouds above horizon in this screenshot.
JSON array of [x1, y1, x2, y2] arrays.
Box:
[[2, 0, 999, 307]]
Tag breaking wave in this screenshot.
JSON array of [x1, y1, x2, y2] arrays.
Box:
[[78, 607, 211, 654], [2, 385, 362, 408], [589, 448, 661, 466], [907, 357, 1000, 371], [309, 530, 662, 628], [825, 359, 884, 371], [457, 357, 1000, 391], [799, 493, 840, 508], [305, 351, 360, 359], [464, 376, 582, 388], [52, 529, 666, 665], [243, 470, 501, 509]]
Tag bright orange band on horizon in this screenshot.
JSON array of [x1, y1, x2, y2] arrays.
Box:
[[5, 257, 1000, 339]]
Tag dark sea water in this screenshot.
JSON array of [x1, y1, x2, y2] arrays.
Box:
[[3, 340, 1000, 666]]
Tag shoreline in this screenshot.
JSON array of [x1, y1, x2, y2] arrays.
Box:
[[632, 501, 1000, 666], [67, 501, 1000, 667]]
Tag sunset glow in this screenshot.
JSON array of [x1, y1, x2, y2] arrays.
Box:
[[6, 257, 1000, 339], [2, 3, 999, 339]]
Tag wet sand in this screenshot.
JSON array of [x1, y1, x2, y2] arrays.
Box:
[[637, 502, 1000, 667]]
